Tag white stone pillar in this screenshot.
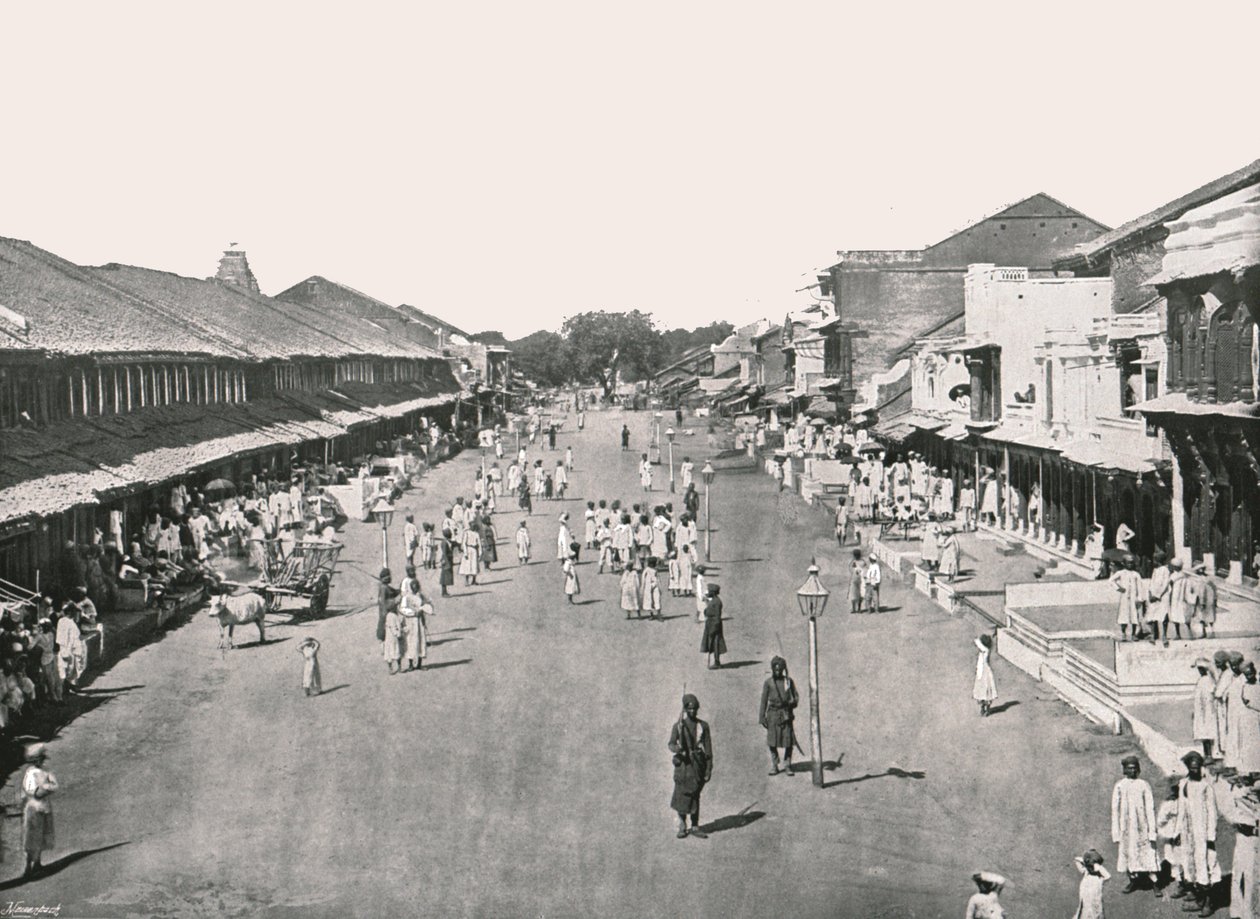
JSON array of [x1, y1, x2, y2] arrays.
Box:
[[1171, 452, 1188, 564]]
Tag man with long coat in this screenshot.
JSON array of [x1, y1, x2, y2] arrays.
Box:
[[1215, 650, 1236, 762], [376, 569, 400, 642], [701, 584, 725, 669], [1110, 755, 1158, 893], [17, 743, 57, 878], [759, 656, 798, 776], [668, 693, 712, 839], [1192, 657, 1220, 760]]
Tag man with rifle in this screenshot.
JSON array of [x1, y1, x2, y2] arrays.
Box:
[[668, 693, 713, 839]]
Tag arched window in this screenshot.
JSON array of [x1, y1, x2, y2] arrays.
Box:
[[1212, 303, 1241, 402]]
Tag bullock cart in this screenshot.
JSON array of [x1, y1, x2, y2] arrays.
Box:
[[255, 539, 343, 619]]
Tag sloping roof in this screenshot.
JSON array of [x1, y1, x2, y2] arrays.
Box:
[[0, 237, 243, 358], [890, 309, 967, 364], [1057, 157, 1260, 267], [272, 277, 447, 357], [396, 303, 471, 340], [88, 264, 371, 360], [924, 192, 1109, 255]]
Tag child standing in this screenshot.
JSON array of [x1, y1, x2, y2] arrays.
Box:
[[667, 548, 682, 597], [596, 519, 613, 573], [543, 472, 554, 501], [642, 558, 662, 620], [584, 502, 598, 548], [383, 606, 403, 674], [565, 445, 574, 473], [973, 633, 997, 717], [1155, 777, 1182, 900], [848, 549, 866, 614], [419, 522, 436, 569], [963, 870, 1007, 918], [620, 565, 641, 620], [516, 520, 531, 565], [563, 542, 581, 604], [1072, 849, 1110, 919], [297, 637, 322, 696]]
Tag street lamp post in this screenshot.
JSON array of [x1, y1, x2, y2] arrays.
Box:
[[701, 461, 716, 562], [372, 496, 396, 572], [666, 427, 676, 493], [796, 561, 830, 788]]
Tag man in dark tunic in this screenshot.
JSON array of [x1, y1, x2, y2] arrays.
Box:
[[668, 693, 712, 839], [438, 538, 456, 597], [621, 425, 631, 451], [759, 656, 799, 776], [701, 584, 725, 669], [376, 569, 400, 642]]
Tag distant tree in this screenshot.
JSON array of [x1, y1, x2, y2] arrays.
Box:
[[657, 321, 735, 367], [470, 330, 510, 347], [510, 330, 572, 388], [560, 310, 660, 398]]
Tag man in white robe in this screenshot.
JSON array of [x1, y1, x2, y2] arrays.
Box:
[[1225, 779, 1260, 919], [1175, 750, 1220, 914], [1216, 651, 1236, 763], [1193, 658, 1220, 760], [1111, 755, 1158, 893], [1226, 651, 1248, 771]]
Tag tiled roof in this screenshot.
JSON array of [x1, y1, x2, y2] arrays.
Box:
[[0, 380, 462, 525], [89, 265, 439, 361], [0, 238, 242, 358]]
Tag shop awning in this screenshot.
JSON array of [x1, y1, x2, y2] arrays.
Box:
[[903, 413, 948, 432], [980, 424, 1062, 450], [1059, 439, 1158, 474], [1131, 393, 1260, 420], [805, 396, 838, 420], [937, 421, 970, 441]]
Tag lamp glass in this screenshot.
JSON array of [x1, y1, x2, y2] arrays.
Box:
[[372, 497, 395, 529], [701, 461, 716, 485], [665, 427, 675, 442], [796, 563, 830, 618]]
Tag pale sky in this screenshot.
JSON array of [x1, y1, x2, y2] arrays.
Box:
[[5, 1, 1259, 339]]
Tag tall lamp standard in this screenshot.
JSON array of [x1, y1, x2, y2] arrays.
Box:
[[701, 461, 716, 561], [372, 496, 396, 571], [796, 560, 830, 788], [666, 427, 676, 493], [652, 410, 663, 465]]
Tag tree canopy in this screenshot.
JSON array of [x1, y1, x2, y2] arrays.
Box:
[[509, 330, 572, 388], [560, 310, 660, 397], [507, 313, 738, 395]]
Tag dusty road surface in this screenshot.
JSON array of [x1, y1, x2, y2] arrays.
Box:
[[8, 408, 1172, 918]]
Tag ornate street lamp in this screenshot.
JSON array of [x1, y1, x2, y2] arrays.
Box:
[[666, 427, 676, 493], [701, 460, 716, 561], [796, 560, 830, 787], [372, 495, 396, 571]]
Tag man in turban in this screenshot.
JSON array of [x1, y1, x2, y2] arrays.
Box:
[[759, 657, 799, 776], [1175, 750, 1220, 916], [1215, 650, 1236, 763], [668, 694, 712, 839], [1225, 651, 1248, 772]]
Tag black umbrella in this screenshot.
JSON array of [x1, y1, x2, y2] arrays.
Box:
[[857, 442, 884, 455], [203, 478, 236, 496]]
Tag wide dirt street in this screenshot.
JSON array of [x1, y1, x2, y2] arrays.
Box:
[[13, 408, 1166, 918]]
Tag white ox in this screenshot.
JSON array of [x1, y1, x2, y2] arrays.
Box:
[[209, 591, 269, 650]]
